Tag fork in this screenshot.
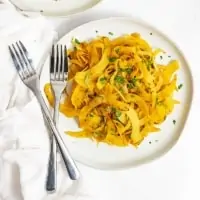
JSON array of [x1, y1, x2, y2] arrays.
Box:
[[8, 41, 80, 185], [46, 45, 71, 191]]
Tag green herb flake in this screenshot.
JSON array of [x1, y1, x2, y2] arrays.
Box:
[[127, 83, 134, 89], [150, 32, 153, 35], [178, 84, 183, 90], [146, 60, 152, 70], [156, 97, 159, 104], [109, 57, 117, 62], [173, 120, 176, 125], [111, 107, 116, 113], [126, 68, 132, 74], [119, 87, 123, 92], [108, 32, 114, 36], [144, 58, 153, 71], [131, 77, 137, 86], [95, 30, 98, 33], [160, 55, 163, 60], [149, 141, 152, 144], [74, 38, 81, 44], [120, 68, 132, 74], [99, 77, 107, 83], [115, 110, 121, 118], [115, 48, 120, 54], [114, 75, 125, 84], [89, 114, 93, 117], [94, 132, 100, 137]]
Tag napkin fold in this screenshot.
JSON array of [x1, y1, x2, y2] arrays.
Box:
[[0, 4, 96, 200], [1, 99, 95, 200], [0, 3, 56, 119]]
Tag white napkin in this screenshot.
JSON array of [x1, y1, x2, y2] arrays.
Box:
[[0, 99, 98, 200], [0, 4, 57, 119], [0, 4, 96, 200]]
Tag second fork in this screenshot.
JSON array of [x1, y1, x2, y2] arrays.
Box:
[[46, 45, 79, 192]]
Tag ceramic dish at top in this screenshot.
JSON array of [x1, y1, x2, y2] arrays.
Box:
[[7, 0, 102, 17], [40, 17, 193, 170]]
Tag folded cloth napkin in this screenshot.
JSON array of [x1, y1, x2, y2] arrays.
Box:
[[0, 3, 57, 119], [0, 4, 96, 200], [0, 99, 98, 200]]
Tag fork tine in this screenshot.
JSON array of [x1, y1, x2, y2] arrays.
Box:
[[8, 45, 20, 71], [16, 42, 31, 77], [55, 45, 59, 79], [18, 41, 36, 74], [59, 44, 64, 81], [50, 45, 54, 75], [54, 45, 59, 80], [12, 44, 24, 70], [61, 45, 64, 81], [9, 44, 25, 79], [64, 45, 68, 73], [57, 45, 61, 80]]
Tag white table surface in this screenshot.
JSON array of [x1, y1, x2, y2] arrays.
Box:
[[3, 0, 200, 199]]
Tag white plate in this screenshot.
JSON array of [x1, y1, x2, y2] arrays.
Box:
[[8, 0, 102, 16], [40, 17, 193, 169]]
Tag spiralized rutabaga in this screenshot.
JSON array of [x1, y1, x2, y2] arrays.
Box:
[[44, 33, 180, 147]]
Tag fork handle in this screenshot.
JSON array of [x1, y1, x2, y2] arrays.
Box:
[[46, 98, 60, 192], [34, 90, 80, 181], [46, 136, 57, 192]]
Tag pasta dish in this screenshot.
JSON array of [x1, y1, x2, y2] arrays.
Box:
[[44, 33, 180, 147]]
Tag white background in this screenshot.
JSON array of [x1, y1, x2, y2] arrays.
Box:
[[63, 0, 200, 200], [2, 0, 200, 199]]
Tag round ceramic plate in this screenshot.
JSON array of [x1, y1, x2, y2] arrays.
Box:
[[40, 17, 193, 169], [7, 0, 102, 16]]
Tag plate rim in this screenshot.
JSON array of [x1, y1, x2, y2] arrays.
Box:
[[53, 16, 194, 170], [7, 0, 104, 17]]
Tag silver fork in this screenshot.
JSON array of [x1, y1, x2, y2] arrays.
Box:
[[8, 41, 80, 186], [46, 45, 70, 192]]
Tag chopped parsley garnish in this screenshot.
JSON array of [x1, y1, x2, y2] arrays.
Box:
[[131, 77, 137, 86], [109, 57, 117, 62], [111, 107, 116, 113], [95, 30, 98, 33], [178, 84, 183, 90], [115, 110, 121, 118], [127, 83, 134, 89], [74, 46, 77, 51], [125, 68, 132, 74], [168, 55, 171, 58], [119, 87, 123, 92], [173, 120, 176, 125], [150, 32, 153, 35], [115, 48, 120, 54], [156, 97, 159, 104], [89, 114, 93, 117], [120, 68, 132, 74], [108, 32, 114, 36], [146, 59, 153, 70], [160, 55, 163, 60], [114, 75, 125, 84], [74, 38, 81, 44], [149, 141, 152, 144], [99, 77, 107, 83]]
